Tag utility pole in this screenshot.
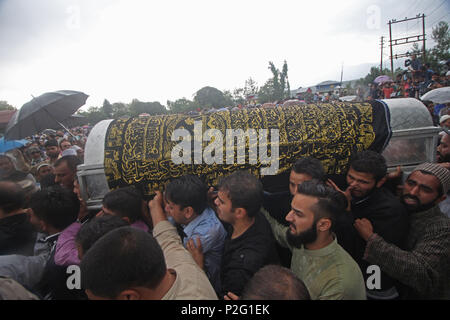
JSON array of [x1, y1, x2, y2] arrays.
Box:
[[388, 14, 426, 75], [422, 14, 426, 63], [389, 21, 393, 75], [380, 36, 384, 71]]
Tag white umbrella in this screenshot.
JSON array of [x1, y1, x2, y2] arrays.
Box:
[[339, 95, 357, 102], [420, 87, 450, 104]]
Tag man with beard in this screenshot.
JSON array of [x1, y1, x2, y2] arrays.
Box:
[[437, 132, 450, 165], [44, 140, 61, 166], [436, 132, 450, 217], [355, 163, 450, 299], [262, 180, 366, 300], [329, 150, 409, 300], [262, 157, 326, 267]]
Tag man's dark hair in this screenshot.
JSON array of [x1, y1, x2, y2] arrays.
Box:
[[291, 157, 326, 181], [349, 150, 387, 182], [296, 180, 347, 232], [0, 182, 25, 214], [241, 265, 310, 300], [40, 173, 57, 189], [44, 140, 59, 148], [54, 155, 81, 172], [165, 175, 207, 215], [218, 171, 263, 218], [80, 227, 167, 299], [102, 187, 143, 223], [29, 185, 79, 230], [76, 215, 128, 256]]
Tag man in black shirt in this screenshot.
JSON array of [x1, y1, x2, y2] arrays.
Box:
[[330, 150, 409, 300], [0, 181, 37, 256], [214, 171, 279, 298]]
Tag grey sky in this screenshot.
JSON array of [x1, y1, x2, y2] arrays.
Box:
[[0, 0, 449, 110]]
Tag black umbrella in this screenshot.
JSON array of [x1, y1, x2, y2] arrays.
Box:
[[5, 90, 89, 140]]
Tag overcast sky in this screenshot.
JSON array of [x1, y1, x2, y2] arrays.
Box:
[[1, 0, 449, 110]]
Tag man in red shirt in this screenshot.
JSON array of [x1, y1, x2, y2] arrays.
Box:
[[382, 82, 394, 99]]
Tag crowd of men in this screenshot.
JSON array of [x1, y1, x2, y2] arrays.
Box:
[[1, 123, 450, 300]]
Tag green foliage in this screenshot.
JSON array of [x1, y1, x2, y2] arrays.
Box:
[[229, 78, 259, 105], [77, 107, 108, 125], [128, 99, 167, 116], [0, 101, 16, 111], [167, 98, 197, 113], [363, 67, 391, 85], [427, 21, 450, 74], [405, 22, 449, 74], [258, 79, 277, 104], [258, 61, 290, 103], [111, 102, 129, 118], [193, 86, 229, 109], [77, 99, 166, 126], [102, 99, 113, 118]]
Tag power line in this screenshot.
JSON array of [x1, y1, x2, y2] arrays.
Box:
[[402, 0, 421, 19], [399, 0, 447, 39], [428, 0, 448, 18], [428, 12, 450, 27]]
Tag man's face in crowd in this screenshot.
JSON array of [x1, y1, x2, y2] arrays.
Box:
[[401, 171, 443, 212], [31, 150, 41, 160], [215, 190, 235, 224], [285, 193, 318, 248], [442, 119, 450, 129], [289, 171, 312, 196], [437, 134, 450, 163], [60, 141, 72, 151], [0, 157, 14, 176], [346, 167, 377, 199], [45, 146, 60, 158], [54, 162, 76, 189], [37, 165, 53, 181], [76, 148, 84, 159], [29, 208, 46, 233], [164, 198, 188, 225]]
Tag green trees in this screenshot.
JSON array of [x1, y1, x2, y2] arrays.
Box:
[[77, 59, 292, 125], [77, 99, 167, 125], [0, 101, 15, 111], [193, 86, 230, 109], [167, 98, 197, 113], [102, 99, 113, 118], [258, 61, 290, 104], [427, 21, 450, 73], [128, 99, 166, 116]]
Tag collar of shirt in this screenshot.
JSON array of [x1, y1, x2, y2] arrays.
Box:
[[302, 235, 340, 257], [38, 232, 61, 244], [182, 207, 215, 239]]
